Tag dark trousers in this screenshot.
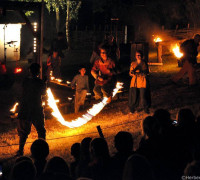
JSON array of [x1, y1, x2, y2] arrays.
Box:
[[128, 87, 149, 112], [93, 81, 115, 99], [17, 116, 46, 152]]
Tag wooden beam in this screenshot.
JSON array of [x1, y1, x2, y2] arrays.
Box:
[[18, 10, 36, 37], [39, 0, 44, 79]]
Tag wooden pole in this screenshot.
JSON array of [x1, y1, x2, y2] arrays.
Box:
[[157, 42, 162, 63], [39, 0, 44, 78]]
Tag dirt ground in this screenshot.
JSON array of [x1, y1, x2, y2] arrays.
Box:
[[0, 52, 200, 177]]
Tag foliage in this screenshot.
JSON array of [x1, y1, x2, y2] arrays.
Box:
[[68, 1, 81, 21], [9, 0, 81, 19]]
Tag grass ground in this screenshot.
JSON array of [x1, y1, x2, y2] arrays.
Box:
[[0, 52, 200, 178]]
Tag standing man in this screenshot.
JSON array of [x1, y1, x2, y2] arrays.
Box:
[[71, 67, 90, 113], [128, 50, 151, 114], [47, 49, 61, 79], [50, 32, 68, 58], [172, 34, 200, 86], [104, 34, 120, 63], [17, 63, 46, 156], [91, 45, 116, 104]]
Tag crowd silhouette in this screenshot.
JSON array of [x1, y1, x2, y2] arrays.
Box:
[[2, 108, 200, 180]]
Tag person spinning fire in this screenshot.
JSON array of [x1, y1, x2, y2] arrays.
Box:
[[17, 63, 46, 156], [91, 45, 116, 103], [171, 34, 200, 86]]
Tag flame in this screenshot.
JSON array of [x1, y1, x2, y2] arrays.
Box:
[[68, 97, 73, 101], [10, 102, 19, 113], [47, 82, 123, 128], [51, 76, 55, 80], [55, 79, 62, 83], [154, 37, 162, 43], [14, 67, 22, 74], [172, 44, 183, 58]]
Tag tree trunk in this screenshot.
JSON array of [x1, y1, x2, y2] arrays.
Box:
[[56, 8, 59, 33], [66, 0, 70, 48]]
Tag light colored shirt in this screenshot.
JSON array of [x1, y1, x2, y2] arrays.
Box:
[[71, 74, 89, 92]]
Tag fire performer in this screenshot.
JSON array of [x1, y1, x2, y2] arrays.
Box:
[[128, 50, 151, 114], [17, 63, 46, 156], [71, 67, 90, 113], [171, 34, 200, 86], [91, 45, 116, 104]]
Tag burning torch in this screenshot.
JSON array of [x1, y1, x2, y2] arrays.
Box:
[[172, 44, 183, 67]]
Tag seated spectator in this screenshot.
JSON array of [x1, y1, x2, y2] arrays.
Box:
[[137, 116, 160, 159], [177, 108, 196, 132], [194, 116, 200, 160], [136, 116, 166, 180], [42, 156, 73, 180], [76, 137, 92, 178], [30, 139, 49, 178], [138, 113, 182, 179], [70, 143, 81, 178], [112, 131, 134, 180], [176, 109, 196, 165], [44, 156, 70, 176], [15, 156, 33, 164], [123, 154, 155, 180], [153, 109, 174, 137], [10, 159, 36, 180], [88, 138, 115, 180]]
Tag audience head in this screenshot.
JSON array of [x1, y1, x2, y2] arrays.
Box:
[[142, 116, 159, 138], [11, 160, 36, 180], [177, 108, 195, 129], [114, 131, 133, 153], [71, 143, 81, 160], [123, 154, 155, 180], [31, 139, 49, 161], [44, 156, 69, 175], [153, 109, 172, 129], [90, 138, 110, 159], [15, 156, 33, 164], [80, 137, 92, 160]]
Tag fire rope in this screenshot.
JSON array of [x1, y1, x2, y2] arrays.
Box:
[[47, 82, 123, 128]]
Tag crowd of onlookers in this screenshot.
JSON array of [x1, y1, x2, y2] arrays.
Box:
[[3, 108, 200, 180]]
